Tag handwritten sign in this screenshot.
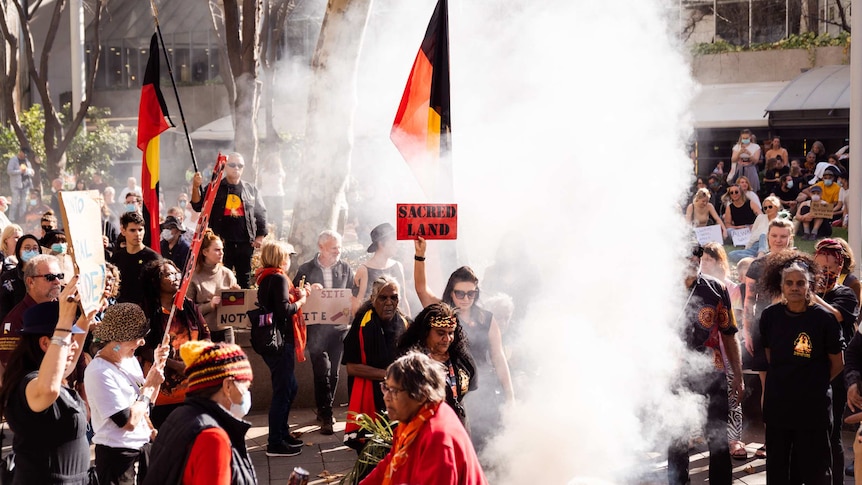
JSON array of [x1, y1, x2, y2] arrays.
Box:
[[58, 190, 106, 314], [729, 227, 751, 247], [694, 225, 724, 245], [302, 288, 353, 325], [396, 203, 458, 240], [809, 201, 834, 219], [216, 288, 257, 328]]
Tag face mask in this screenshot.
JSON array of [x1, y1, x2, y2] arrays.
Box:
[[20, 249, 39, 262], [51, 243, 66, 254], [124, 204, 136, 213], [29, 199, 37, 206], [822, 271, 839, 291], [160, 229, 174, 241], [785, 180, 793, 188], [709, 182, 719, 189], [741, 138, 751, 145], [838, 180, 844, 188], [230, 387, 252, 419], [812, 194, 821, 202], [179, 200, 187, 207], [824, 179, 834, 187]]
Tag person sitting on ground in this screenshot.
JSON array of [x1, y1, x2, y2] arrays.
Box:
[[728, 196, 784, 264], [796, 185, 833, 241], [762, 156, 789, 197], [685, 188, 727, 240], [723, 183, 761, 244], [707, 174, 727, 214], [775, 174, 800, 216]]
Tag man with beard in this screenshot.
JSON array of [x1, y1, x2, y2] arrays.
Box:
[[667, 241, 743, 485]]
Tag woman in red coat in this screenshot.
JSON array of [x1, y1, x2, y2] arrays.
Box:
[[361, 351, 488, 485]]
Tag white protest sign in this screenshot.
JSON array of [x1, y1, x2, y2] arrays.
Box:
[[302, 288, 353, 325], [216, 289, 257, 328], [58, 191, 106, 314], [729, 227, 751, 247], [693, 225, 724, 246]]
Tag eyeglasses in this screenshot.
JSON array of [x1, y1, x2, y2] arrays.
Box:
[[763, 205, 775, 210], [34, 273, 64, 282], [377, 294, 399, 302], [227, 162, 244, 169], [728, 190, 740, 195], [453, 289, 480, 300], [380, 383, 406, 396]]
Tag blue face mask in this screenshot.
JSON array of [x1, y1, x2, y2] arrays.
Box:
[[741, 138, 751, 145], [786, 180, 794, 189], [51, 243, 66, 254], [20, 249, 39, 262], [124, 204, 136, 213], [824, 179, 834, 187]]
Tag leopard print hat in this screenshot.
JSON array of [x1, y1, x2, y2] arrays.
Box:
[[92, 303, 149, 343]]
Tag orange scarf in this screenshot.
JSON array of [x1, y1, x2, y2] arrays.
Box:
[[255, 267, 307, 362], [382, 401, 439, 485]]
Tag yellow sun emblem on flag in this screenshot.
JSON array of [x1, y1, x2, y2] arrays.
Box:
[[225, 194, 243, 217]]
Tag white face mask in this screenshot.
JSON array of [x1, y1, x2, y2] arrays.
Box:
[[230, 387, 252, 419], [160, 229, 174, 241], [811, 194, 821, 202]]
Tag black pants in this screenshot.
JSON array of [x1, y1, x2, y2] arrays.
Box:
[[667, 372, 732, 485], [306, 325, 349, 419], [224, 240, 254, 288], [830, 372, 846, 485], [766, 426, 832, 484], [94, 443, 150, 485]]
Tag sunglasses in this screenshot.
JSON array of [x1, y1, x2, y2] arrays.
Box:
[[34, 273, 64, 282], [453, 289, 480, 300], [227, 162, 244, 169], [763, 205, 775, 210], [728, 190, 740, 195]]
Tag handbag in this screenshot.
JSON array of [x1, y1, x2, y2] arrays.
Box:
[[247, 304, 284, 356]]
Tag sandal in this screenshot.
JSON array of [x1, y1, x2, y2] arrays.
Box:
[[755, 445, 766, 459], [730, 440, 748, 460]]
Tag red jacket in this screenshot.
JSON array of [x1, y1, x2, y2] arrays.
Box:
[[360, 403, 488, 485]]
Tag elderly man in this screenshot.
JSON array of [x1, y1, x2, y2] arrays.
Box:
[[190, 152, 266, 288], [0, 254, 64, 368], [360, 351, 488, 485], [293, 230, 357, 434]]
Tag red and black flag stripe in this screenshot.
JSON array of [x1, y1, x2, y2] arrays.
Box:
[[391, 0, 451, 196], [137, 33, 172, 246]]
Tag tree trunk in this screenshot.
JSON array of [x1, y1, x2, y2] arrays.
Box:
[[288, 0, 373, 258], [233, 71, 259, 182]]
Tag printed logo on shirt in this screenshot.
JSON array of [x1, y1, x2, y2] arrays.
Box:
[[793, 332, 812, 358], [224, 194, 245, 218], [3, 322, 9, 334], [698, 302, 729, 330]]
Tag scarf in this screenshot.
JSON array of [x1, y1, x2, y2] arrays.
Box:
[[382, 401, 439, 485], [255, 267, 307, 362]]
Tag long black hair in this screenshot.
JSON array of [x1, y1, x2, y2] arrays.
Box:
[[396, 303, 475, 373], [0, 334, 48, 419]]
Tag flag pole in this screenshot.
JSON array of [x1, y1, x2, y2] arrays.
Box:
[[150, 1, 199, 173]]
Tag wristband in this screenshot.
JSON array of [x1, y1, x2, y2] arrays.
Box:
[[414, 255, 426, 262], [49, 336, 72, 348], [136, 394, 151, 406], [53, 327, 72, 333]]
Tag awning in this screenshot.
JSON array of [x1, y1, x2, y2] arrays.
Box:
[[766, 64, 850, 127], [690, 81, 788, 129]]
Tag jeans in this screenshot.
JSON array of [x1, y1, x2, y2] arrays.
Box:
[[728, 233, 765, 264], [11, 187, 28, 222], [306, 325, 349, 419], [263, 342, 298, 446], [224, 241, 254, 288], [668, 372, 732, 485]]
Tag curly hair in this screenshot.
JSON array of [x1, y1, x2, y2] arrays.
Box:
[[140, 259, 178, 316], [396, 302, 474, 373], [828, 237, 856, 274], [758, 249, 818, 298]]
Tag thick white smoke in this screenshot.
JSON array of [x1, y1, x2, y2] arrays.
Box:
[[277, 0, 705, 482]]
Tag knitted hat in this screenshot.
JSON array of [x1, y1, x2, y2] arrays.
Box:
[[92, 303, 149, 343], [181, 340, 253, 393]]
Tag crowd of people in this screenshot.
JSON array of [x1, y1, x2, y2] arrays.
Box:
[[0, 149, 518, 484], [677, 129, 862, 484]]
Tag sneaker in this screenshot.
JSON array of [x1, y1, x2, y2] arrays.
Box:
[[266, 442, 301, 457], [285, 435, 304, 448], [320, 420, 334, 435]]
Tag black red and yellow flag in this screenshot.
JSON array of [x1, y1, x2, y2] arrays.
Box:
[[137, 33, 171, 245], [391, 0, 450, 196]]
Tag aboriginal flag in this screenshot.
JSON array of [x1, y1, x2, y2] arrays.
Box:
[[137, 33, 172, 246], [391, 0, 450, 196]]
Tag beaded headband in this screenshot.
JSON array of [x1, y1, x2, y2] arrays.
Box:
[[429, 315, 457, 329]]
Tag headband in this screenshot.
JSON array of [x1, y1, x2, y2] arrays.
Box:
[[428, 315, 457, 329]]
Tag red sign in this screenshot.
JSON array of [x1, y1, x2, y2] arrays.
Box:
[[396, 203, 457, 240]]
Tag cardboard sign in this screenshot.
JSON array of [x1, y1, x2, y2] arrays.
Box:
[[729, 227, 751, 247], [396, 203, 458, 239], [215, 288, 258, 328], [694, 225, 724, 246], [809, 201, 834, 219], [58, 190, 107, 315], [302, 288, 353, 325]]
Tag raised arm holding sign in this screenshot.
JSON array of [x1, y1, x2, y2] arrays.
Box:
[[58, 191, 107, 315]]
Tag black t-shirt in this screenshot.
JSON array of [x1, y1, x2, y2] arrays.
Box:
[[683, 274, 738, 372], [219, 183, 248, 242], [342, 308, 407, 411], [776, 185, 800, 204], [821, 284, 859, 344], [110, 246, 162, 305], [6, 371, 90, 482], [760, 303, 843, 429]]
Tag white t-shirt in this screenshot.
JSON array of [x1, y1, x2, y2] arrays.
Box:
[[83, 356, 151, 449]]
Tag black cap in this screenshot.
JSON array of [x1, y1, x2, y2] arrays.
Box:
[[21, 301, 85, 335], [160, 216, 186, 233], [367, 223, 395, 253]]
